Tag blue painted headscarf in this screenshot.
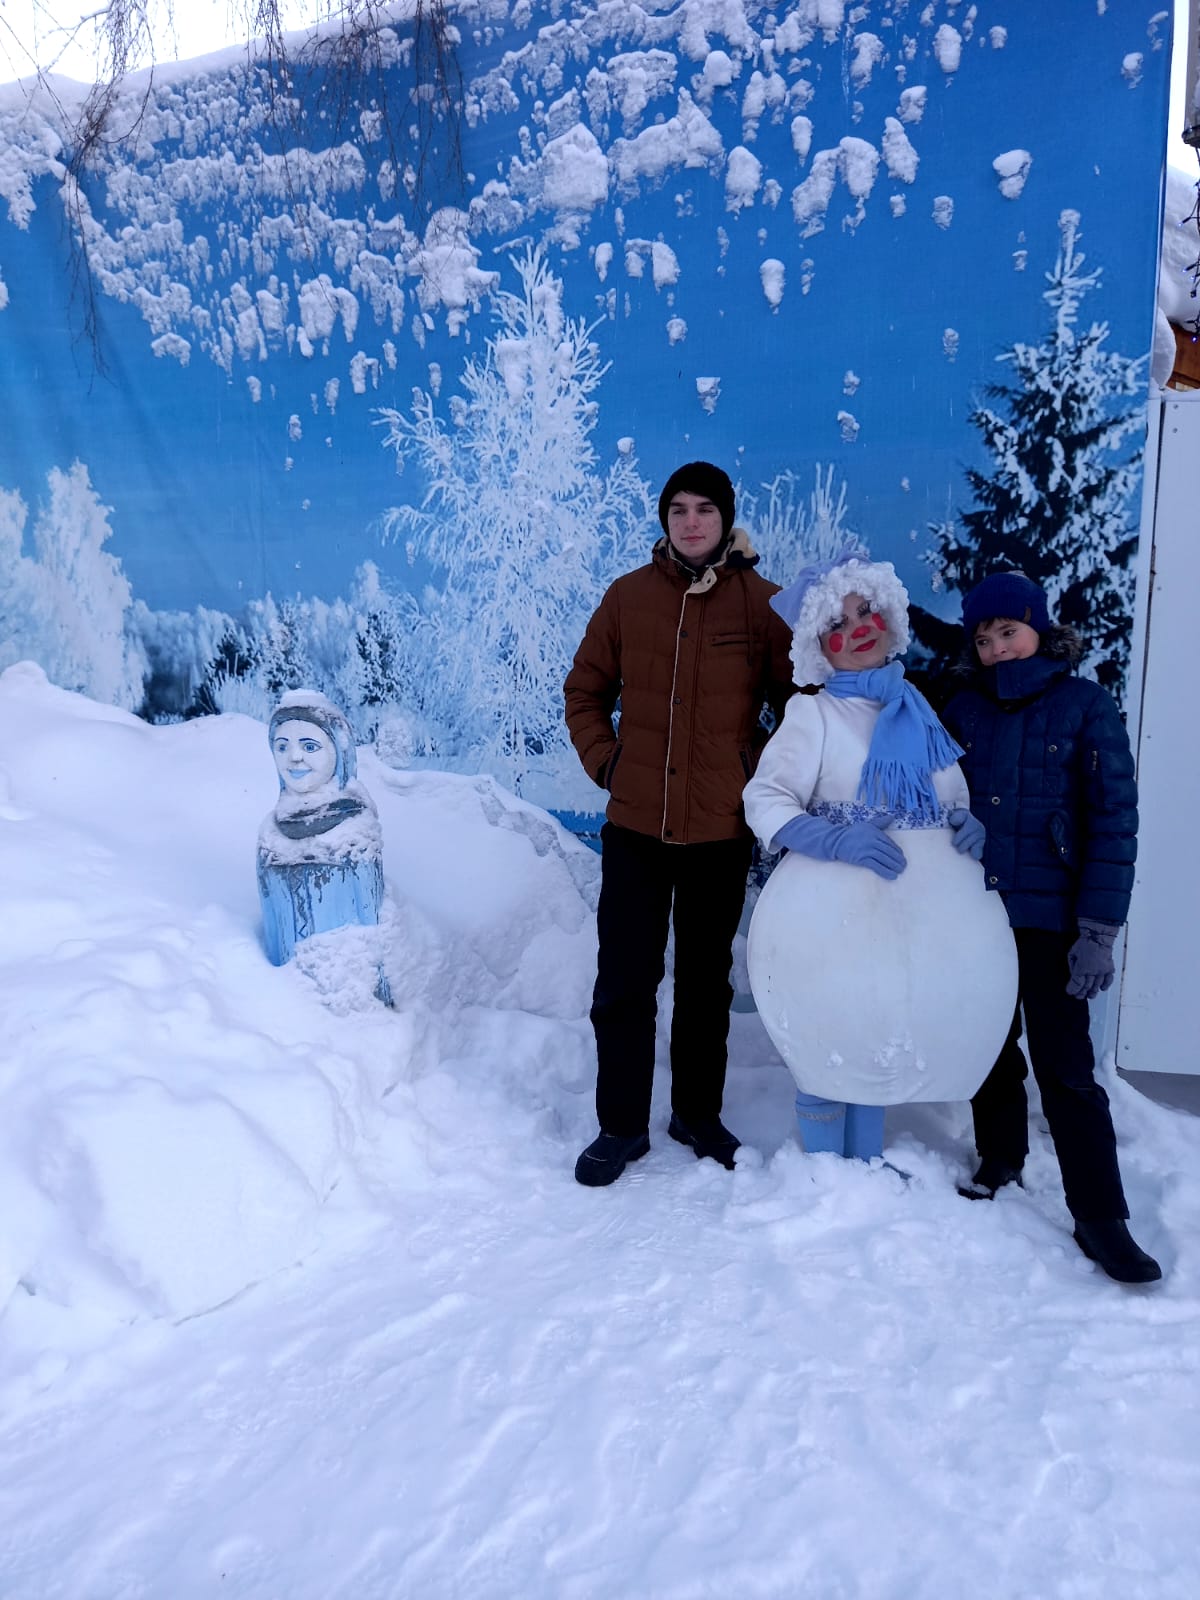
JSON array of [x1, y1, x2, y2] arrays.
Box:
[[268, 691, 357, 792]]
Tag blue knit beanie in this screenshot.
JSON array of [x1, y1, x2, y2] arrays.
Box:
[[961, 571, 1051, 638]]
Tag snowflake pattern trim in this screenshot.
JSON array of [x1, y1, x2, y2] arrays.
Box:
[[809, 799, 949, 832]]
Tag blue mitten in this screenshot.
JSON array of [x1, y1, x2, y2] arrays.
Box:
[[772, 813, 906, 881], [947, 807, 986, 861], [1066, 918, 1119, 1001]]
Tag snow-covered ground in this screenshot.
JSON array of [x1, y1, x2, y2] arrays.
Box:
[[0, 661, 1196, 1599]]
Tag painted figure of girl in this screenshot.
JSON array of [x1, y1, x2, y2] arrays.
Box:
[[257, 689, 390, 1003]]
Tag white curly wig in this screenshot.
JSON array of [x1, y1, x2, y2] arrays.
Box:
[[773, 552, 912, 685]]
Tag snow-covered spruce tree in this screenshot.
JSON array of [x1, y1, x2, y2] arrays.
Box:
[[323, 563, 453, 754], [376, 245, 652, 802], [927, 210, 1146, 694], [155, 561, 436, 739], [133, 599, 239, 720]]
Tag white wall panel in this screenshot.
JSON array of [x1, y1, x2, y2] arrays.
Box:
[[1118, 394, 1200, 1075]]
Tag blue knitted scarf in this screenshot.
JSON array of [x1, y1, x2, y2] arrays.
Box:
[[824, 661, 963, 820]]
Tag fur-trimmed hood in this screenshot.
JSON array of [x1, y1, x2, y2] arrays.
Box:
[[951, 622, 1084, 678], [653, 524, 762, 577]]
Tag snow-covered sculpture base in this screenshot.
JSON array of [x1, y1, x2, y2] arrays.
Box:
[[258, 856, 385, 966], [747, 828, 1018, 1105]]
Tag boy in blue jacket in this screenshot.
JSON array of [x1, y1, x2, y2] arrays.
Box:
[[942, 571, 1161, 1284]]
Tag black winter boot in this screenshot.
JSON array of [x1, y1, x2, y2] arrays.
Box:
[[668, 1112, 740, 1171], [575, 1130, 651, 1188], [1073, 1219, 1162, 1284], [957, 1158, 1024, 1201]]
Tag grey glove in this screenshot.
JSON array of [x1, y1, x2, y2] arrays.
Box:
[[1066, 918, 1120, 1001], [946, 807, 986, 862]]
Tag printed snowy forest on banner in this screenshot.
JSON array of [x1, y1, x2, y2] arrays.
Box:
[[0, 1, 1170, 810]]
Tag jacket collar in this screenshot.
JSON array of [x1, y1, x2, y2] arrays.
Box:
[[652, 526, 760, 586], [982, 652, 1072, 706]]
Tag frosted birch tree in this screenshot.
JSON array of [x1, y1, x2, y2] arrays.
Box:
[[927, 210, 1147, 693], [739, 464, 856, 587], [376, 245, 652, 801], [0, 463, 147, 708]]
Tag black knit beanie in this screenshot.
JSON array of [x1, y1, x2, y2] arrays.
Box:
[[657, 461, 736, 537]]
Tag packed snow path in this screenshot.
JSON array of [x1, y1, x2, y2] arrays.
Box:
[[0, 668, 1196, 1598], [4, 1094, 1197, 1600]]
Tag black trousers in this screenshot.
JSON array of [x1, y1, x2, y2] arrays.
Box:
[[590, 822, 754, 1138], [971, 927, 1128, 1221]]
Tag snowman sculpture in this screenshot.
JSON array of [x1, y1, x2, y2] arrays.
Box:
[[743, 548, 1017, 1159], [257, 689, 391, 1005]]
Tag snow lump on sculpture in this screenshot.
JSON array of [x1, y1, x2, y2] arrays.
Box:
[[257, 689, 391, 1005]]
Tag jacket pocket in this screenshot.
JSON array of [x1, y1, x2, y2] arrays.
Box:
[[602, 741, 624, 792], [1047, 811, 1074, 866], [710, 631, 750, 648]]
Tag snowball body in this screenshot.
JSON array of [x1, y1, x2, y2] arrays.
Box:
[[748, 829, 1017, 1104]]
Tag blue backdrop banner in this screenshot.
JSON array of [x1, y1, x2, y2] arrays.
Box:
[[0, 1, 1172, 812]]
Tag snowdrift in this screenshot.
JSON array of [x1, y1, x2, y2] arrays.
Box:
[[0, 661, 599, 1369], [0, 664, 1197, 1597]]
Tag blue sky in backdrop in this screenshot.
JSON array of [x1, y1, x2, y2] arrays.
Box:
[[0, 2, 1176, 618]]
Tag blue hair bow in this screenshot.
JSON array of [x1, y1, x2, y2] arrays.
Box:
[[768, 542, 871, 629]]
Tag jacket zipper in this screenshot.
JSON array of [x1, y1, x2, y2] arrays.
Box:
[[661, 590, 689, 841]]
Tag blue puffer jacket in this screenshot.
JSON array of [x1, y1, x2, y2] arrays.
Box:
[[942, 635, 1137, 932]]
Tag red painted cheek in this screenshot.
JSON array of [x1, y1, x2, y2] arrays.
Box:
[[828, 633, 845, 654], [871, 614, 885, 633]]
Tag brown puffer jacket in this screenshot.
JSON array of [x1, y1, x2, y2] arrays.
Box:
[[564, 531, 797, 844]]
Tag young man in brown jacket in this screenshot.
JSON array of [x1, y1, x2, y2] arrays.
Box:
[[565, 461, 796, 1186]]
